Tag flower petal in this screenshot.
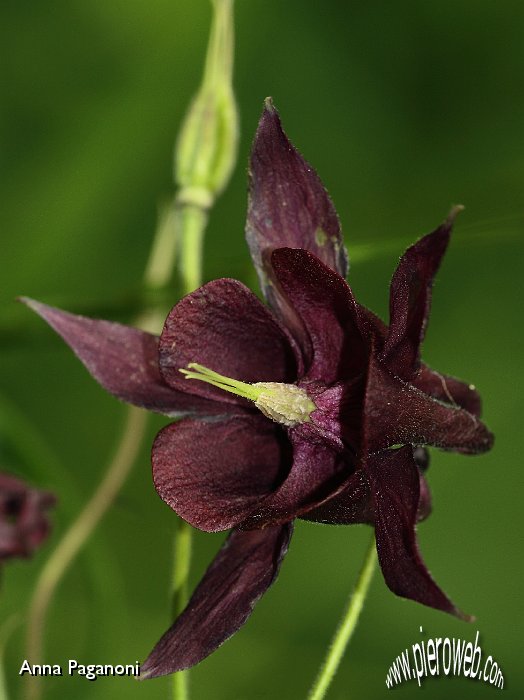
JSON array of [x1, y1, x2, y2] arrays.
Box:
[[301, 446, 431, 525], [379, 208, 460, 380], [413, 446, 430, 471], [159, 279, 298, 404], [246, 100, 348, 317], [152, 416, 290, 533], [271, 248, 367, 382], [306, 379, 365, 452], [300, 468, 374, 525], [0, 473, 55, 561], [140, 523, 292, 678], [417, 472, 432, 522], [364, 354, 493, 454], [412, 448, 432, 520], [366, 447, 469, 619], [21, 298, 221, 417], [240, 425, 349, 528], [413, 365, 482, 417]]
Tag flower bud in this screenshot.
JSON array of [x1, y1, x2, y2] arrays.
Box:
[[175, 0, 238, 206]]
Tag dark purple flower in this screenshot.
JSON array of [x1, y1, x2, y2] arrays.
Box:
[[22, 99, 493, 678], [0, 473, 55, 563]]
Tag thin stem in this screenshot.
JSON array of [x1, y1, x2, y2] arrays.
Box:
[[170, 518, 193, 700], [172, 520, 192, 618], [177, 204, 209, 298], [23, 206, 171, 699], [143, 202, 179, 292], [23, 0, 236, 696], [166, 206, 208, 700], [0, 616, 19, 700], [170, 205, 207, 700], [205, 0, 234, 89], [170, 0, 237, 695], [307, 534, 377, 700], [24, 406, 148, 700]]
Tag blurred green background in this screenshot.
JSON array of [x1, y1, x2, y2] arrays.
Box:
[[1, 1, 523, 698]]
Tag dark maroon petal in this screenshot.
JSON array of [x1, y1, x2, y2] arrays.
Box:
[[413, 446, 430, 471], [364, 354, 494, 455], [246, 100, 348, 327], [159, 279, 298, 404], [302, 445, 431, 526], [0, 473, 55, 561], [21, 298, 223, 417], [247, 99, 348, 283], [417, 472, 432, 522], [366, 447, 469, 619], [152, 416, 290, 533], [140, 524, 292, 678], [305, 379, 365, 452], [414, 365, 482, 417], [379, 208, 461, 380], [0, 522, 26, 560], [271, 249, 367, 382], [0, 473, 29, 512], [18, 490, 56, 553], [412, 448, 432, 521], [300, 469, 374, 525], [240, 425, 349, 528], [357, 305, 388, 346]]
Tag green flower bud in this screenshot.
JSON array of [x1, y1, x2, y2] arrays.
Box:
[[175, 0, 238, 207]]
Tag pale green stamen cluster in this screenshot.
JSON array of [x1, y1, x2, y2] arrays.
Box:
[[180, 363, 261, 401], [180, 363, 316, 427]]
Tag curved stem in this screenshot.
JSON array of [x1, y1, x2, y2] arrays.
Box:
[[22, 1, 237, 697], [307, 534, 377, 700], [24, 406, 148, 700]]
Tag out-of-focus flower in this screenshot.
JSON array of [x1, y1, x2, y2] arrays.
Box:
[[22, 99, 493, 678], [0, 473, 55, 563]]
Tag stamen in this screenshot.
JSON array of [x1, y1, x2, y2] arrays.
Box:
[[179, 363, 316, 427], [180, 363, 261, 401], [253, 382, 317, 427]]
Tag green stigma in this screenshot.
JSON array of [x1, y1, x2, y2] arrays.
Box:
[[180, 363, 316, 427]]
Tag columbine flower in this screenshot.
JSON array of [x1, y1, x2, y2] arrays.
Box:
[[22, 99, 493, 678], [0, 473, 55, 563]]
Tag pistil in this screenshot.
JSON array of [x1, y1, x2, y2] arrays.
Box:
[[180, 363, 316, 427]]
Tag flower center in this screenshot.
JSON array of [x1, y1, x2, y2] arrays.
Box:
[[180, 363, 316, 427]]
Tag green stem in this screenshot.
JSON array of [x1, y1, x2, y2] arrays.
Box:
[[24, 407, 149, 700], [0, 617, 19, 700], [170, 0, 237, 695], [170, 205, 207, 700], [168, 190, 207, 700], [143, 202, 179, 292], [172, 520, 193, 618], [171, 519, 193, 700], [23, 159, 178, 700], [307, 534, 377, 700], [177, 203, 209, 298], [23, 0, 236, 696]]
